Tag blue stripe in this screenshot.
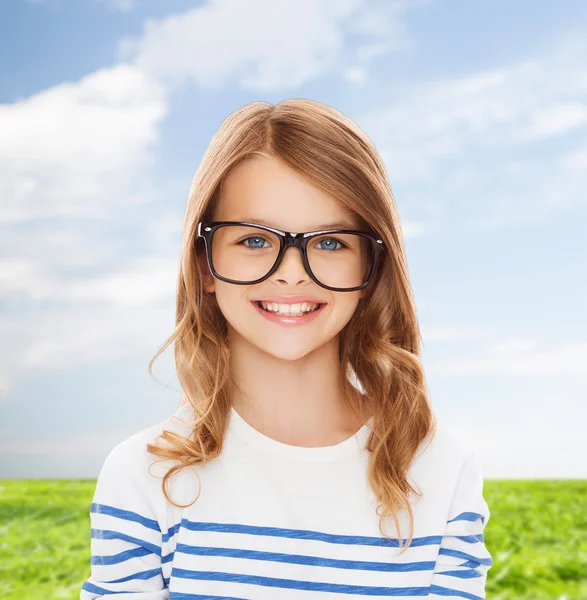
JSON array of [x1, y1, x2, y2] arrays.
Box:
[[104, 567, 162, 584], [429, 584, 484, 600], [91, 502, 161, 532], [91, 545, 152, 565], [81, 581, 115, 595], [438, 547, 493, 567], [179, 518, 442, 548], [450, 534, 485, 544], [434, 569, 483, 579], [164, 520, 182, 543], [170, 594, 248, 600], [82, 578, 166, 595], [447, 511, 486, 526], [137, 512, 485, 547], [91, 528, 161, 556], [175, 543, 435, 572], [458, 559, 490, 569], [172, 568, 430, 596]]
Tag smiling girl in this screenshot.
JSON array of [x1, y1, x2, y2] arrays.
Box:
[[81, 99, 492, 599]]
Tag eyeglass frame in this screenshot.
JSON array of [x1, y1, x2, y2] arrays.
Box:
[[196, 220, 386, 292]]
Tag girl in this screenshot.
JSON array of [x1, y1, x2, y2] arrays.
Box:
[[81, 99, 492, 599]]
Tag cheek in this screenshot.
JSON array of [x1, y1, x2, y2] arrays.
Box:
[[212, 285, 243, 324], [327, 297, 361, 333]]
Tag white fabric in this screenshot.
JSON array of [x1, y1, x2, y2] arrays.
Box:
[[80, 402, 493, 599]]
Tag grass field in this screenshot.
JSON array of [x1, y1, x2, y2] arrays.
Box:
[[0, 479, 585, 599]]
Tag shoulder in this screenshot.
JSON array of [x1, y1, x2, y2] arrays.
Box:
[[100, 403, 194, 482], [94, 403, 200, 514], [407, 420, 480, 495], [421, 420, 477, 464]]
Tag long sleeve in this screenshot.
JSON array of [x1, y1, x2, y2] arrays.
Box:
[[429, 450, 493, 600], [80, 443, 169, 599]]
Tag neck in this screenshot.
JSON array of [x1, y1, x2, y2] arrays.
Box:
[[226, 326, 371, 447]]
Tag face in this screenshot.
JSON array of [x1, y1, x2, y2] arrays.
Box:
[[199, 154, 365, 362]]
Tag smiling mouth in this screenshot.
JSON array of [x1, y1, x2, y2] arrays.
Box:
[[253, 301, 325, 315]]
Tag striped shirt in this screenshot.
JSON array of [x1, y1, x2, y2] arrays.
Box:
[[81, 402, 493, 599]]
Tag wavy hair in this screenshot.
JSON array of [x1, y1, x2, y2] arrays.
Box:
[[146, 98, 436, 552]]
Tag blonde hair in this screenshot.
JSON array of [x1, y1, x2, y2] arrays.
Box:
[[146, 98, 436, 552]]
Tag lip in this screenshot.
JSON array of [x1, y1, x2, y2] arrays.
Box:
[[252, 295, 327, 304], [251, 300, 327, 326]]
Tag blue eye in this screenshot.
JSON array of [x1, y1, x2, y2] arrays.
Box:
[[242, 236, 270, 249], [316, 237, 345, 251]]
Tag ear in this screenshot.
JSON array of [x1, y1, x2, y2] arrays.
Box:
[[197, 249, 216, 294]]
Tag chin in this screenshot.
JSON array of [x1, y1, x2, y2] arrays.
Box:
[[258, 340, 324, 362]]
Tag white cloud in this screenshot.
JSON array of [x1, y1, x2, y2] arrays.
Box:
[[60, 255, 178, 307], [347, 0, 424, 52], [400, 219, 437, 238], [1, 429, 130, 457], [110, 0, 137, 11], [2, 298, 175, 389], [422, 324, 499, 343], [0, 59, 175, 394], [0, 253, 177, 306], [343, 66, 368, 87], [357, 33, 587, 186], [117, 0, 424, 91], [0, 64, 167, 225], [560, 145, 587, 172], [429, 338, 587, 376], [517, 102, 587, 141], [0, 250, 180, 395]]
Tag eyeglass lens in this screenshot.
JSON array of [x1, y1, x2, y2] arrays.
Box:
[[210, 225, 373, 289]]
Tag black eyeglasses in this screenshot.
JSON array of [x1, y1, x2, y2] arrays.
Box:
[[197, 220, 385, 292]]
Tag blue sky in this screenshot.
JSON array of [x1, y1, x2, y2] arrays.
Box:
[[1, 0, 586, 479]]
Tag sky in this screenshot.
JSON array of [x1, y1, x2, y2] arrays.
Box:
[[1, 0, 586, 479]]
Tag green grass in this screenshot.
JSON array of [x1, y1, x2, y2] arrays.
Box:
[[0, 479, 585, 599], [481, 479, 587, 599], [0, 480, 96, 599]]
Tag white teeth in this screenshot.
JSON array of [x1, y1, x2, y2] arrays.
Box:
[[259, 301, 320, 315]]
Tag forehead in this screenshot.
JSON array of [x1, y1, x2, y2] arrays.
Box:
[[213, 155, 359, 231]]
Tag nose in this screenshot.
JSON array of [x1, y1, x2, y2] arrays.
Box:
[[272, 246, 310, 283]]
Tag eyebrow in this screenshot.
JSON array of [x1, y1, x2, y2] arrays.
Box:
[[233, 217, 357, 231]]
